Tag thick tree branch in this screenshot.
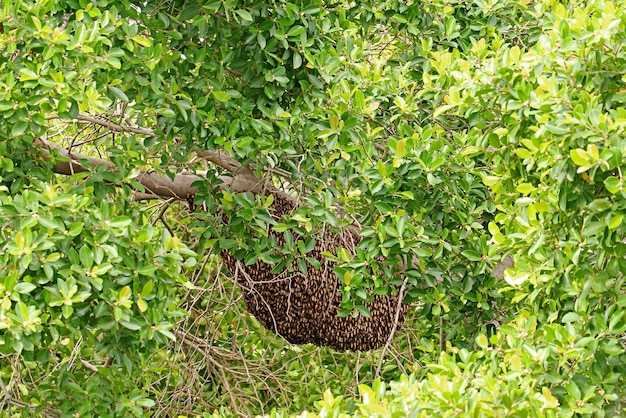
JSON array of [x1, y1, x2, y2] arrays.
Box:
[[34, 138, 115, 175], [35, 137, 200, 198], [196, 149, 251, 177], [33, 138, 294, 203]]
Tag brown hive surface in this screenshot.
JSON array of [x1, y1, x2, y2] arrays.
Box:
[[222, 194, 407, 351]]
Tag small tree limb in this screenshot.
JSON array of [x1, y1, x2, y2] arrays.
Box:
[[46, 113, 254, 176], [75, 113, 156, 136], [33, 138, 296, 203]]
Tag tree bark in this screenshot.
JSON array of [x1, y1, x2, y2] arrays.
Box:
[[33, 138, 294, 203]]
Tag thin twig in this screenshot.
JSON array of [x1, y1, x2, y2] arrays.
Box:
[[154, 198, 176, 235], [375, 277, 408, 377], [75, 114, 156, 136]]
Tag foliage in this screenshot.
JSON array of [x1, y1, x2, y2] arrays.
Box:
[[0, 176, 193, 415], [304, 313, 621, 418], [0, 0, 625, 416]]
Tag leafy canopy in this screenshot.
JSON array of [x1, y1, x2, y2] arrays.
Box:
[[0, 0, 625, 416]]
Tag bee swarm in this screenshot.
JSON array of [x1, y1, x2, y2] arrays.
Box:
[[222, 194, 407, 351]]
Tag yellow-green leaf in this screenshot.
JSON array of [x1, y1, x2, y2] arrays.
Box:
[[482, 175, 501, 186], [476, 334, 488, 348], [396, 138, 407, 157], [433, 104, 456, 118], [542, 387, 560, 409], [343, 271, 352, 285], [137, 298, 148, 313], [132, 35, 153, 47], [212, 90, 230, 103], [15, 231, 24, 249], [119, 286, 131, 302], [329, 115, 339, 130], [19, 68, 38, 81], [488, 222, 500, 236], [608, 214, 623, 230], [516, 183, 535, 195], [570, 148, 589, 166]]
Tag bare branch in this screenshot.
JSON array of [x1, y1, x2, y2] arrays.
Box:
[[75, 114, 157, 136], [135, 171, 200, 199], [34, 137, 115, 174], [49, 113, 260, 176], [152, 198, 176, 236], [79, 359, 99, 373], [33, 138, 296, 203], [196, 150, 242, 175], [375, 277, 408, 378]]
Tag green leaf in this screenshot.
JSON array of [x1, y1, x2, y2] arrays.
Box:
[[604, 176, 620, 194], [570, 148, 589, 166], [302, 5, 321, 14], [120, 320, 141, 330], [608, 214, 623, 230], [212, 90, 231, 103], [109, 216, 132, 228], [396, 138, 407, 157], [287, 26, 304, 37], [391, 14, 408, 24], [11, 121, 29, 137], [180, 2, 201, 20], [109, 86, 129, 102], [461, 250, 482, 261], [14, 282, 37, 294], [38, 216, 62, 230], [235, 9, 253, 22], [79, 246, 94, 270], [355, 304, 371, 317], [545, 123, 569, 135], [562, 312, 580, 323], [141, 280, 154, 296], [19, 68, 38, 81], [583, 221, 605, 238], [293, 51, 302, 69], [68, 222, 84, 236], [138, 265, 157, 276], [515, 197, 533, 207]]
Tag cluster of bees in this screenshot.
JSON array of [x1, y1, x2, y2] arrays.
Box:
[[222, 193, 407, 351]]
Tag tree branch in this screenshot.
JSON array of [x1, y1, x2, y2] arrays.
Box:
[[196, 149, 243, 176], [34, 137, 115, 175], [47, 113, 256, 176], [75, 114, 156, 136], [38, 112, 307, 206], [375, 277, 408, 378], [33, 138, 294, 202]]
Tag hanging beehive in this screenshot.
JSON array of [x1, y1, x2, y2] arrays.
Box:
[[221, 193, 407, 351]]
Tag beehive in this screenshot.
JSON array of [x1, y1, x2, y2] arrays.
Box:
[[222, 193, 407, 351]]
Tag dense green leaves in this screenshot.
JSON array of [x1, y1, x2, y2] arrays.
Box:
[[0, 180, 194, 414], [1, 0, 626, 415]]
